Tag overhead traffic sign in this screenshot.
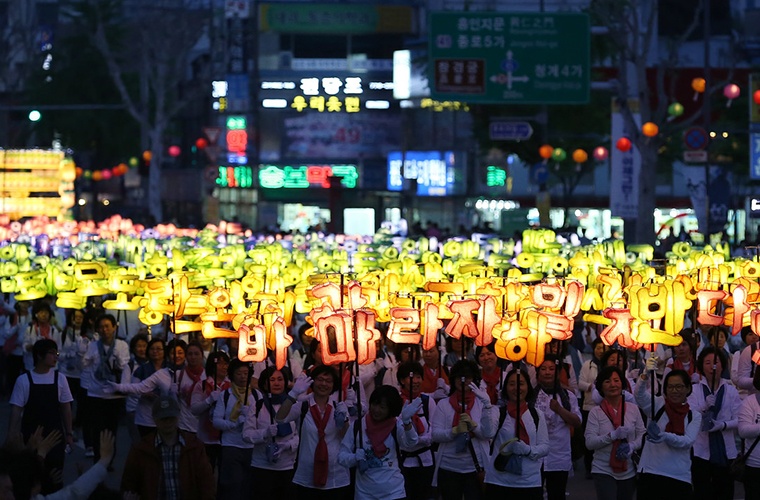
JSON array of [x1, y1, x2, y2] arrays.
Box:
[[489, 121, 533, 140]]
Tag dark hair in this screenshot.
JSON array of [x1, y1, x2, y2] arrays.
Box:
[[309, 364, 339, 393], [753, 367, 760, 392], [65, 308, 86, 329], [474, 342, 496, 363], [5, 448, 45, 499], [369, 385, 403, 418], [501, 368, 535, 402], [396, 361, 424, 384], [129, 333, 150, 354], [445, 335, 472, 355], [740, 325, 757, 344], [186, 341, 204, 355], [258, 365, 294, 393], [600, 349, 628, 373], [228, 358, 250, 381], [32, 338, 58, 365], [595, 366, 627, 397], [448, 360, 481, 395], [696, 346, 727, 376], [96, 313, 117, 328], [663, 369, 692, 396], [147, 337, 165, 353], [393, 343, 420, 362], [706, 326, 728, 344], [676, 328, 697, 354], [205, 350, 230, 374], [31, 301, 52, 319], [166, 339, 188, 359]]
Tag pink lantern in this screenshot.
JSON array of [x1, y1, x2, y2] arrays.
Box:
[[101, 169, 112, 180], [723, 84, 740, 107], [168, 145, 181, 157], [593, 146, 609, 161], [616, 137, 632, 152]]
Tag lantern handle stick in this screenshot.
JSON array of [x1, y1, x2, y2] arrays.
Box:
[[243, 361, 253, 406], [650, 343, 656, 420], [515, 369, 521, 439]]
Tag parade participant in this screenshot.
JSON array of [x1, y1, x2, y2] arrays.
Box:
[[276, 365, 352, 500], [338, 385, 421, 500], [81, 313, 129, 464], [128, 338, 166, 436], [124, 333, 150, 442], [190, 350, 230, 472], [212, 358, 256, 500], [485, 368, 549, 500], [690, 347, 741, 500], [421, 345, 449, 401], [242, 366, 298, 500], [532, 356, 581, 500], [3, 301, 30, 393], [8, 339, 74, 494], [591, 349, 637, 405], [578, 337, 606, 479], [22, 303, 62, 373], [396, 361, 437, 500], [585, 366, 646, 500], [706, 327, 731, 379], [476, 343, 503, 406], [737, 369, 760, 499], [122, 396, 215, 500], [431, 360, 498, 500], [664, 330, 699, 383], [732, 326, 759, 399], [56, 309, 89, 406], [377, 343, 420, 390], [443, 336, 474, 369], [635, 365, 701, 498]]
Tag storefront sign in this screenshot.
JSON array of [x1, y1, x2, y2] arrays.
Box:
[[259, 4, 413, 34], [387, 151, 459, 196], [259, 164, 358, 189], [215, 166, 253, 188]]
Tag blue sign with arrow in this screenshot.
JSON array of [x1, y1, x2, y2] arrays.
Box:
[[489, 121, 534, 141]]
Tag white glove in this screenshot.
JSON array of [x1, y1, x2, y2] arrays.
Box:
[[469, 382, 491, 406], [511, 441, 531, 456], [289, 374, 312, 398], [691, 373, 701, 384], [346, 388, 357, 406], [433, 378, 450, 399], [355, 448, 366, 462], [267, 424, 278, 437], [610, 427, 628, 441], [708, 421, 725, 433], [645, 356, 658, 372], [705, 394, 716, 408], [334, 402, 348, 427], [401, 398, 423, 425], [206, 390, 220, 405]]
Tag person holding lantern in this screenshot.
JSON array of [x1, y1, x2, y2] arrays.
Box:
[[663, 329, 700, 384], [591, 349, 638, 406], [706, 327, 731, 380], [475, 343, 504, 407], [127, 337, 166, 437], [395, 361, 438, 500], [584, 365, 646, 500], [22, 303, 62, 373], [431, 359, 498, 500], [532, 355, 581, 500], [732, 325, 759, 399], [276, 365, 352, 500], [736, 325, 760, 397], [578, 337, 607, 479], [635, 364, 701, 498], [338, 384, 421, 500], [689, 347, 741, 500], [190, 350, 230, 473], [737, 369, 760, 498], [421, 345, 450, 401], [241, 365, 298, 500], [484, 367, 549, 500], [212, 358, 257, 500]]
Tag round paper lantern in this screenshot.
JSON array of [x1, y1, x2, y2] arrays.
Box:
[[754, 90, 760, 106], [119, 163, 129, 174], [128, 157, 139, 167], [111, 167, 121, 176], [551, 147, 566, 162], [83, 170, 92, 179], [724, 83, 740, 100], [668, 102, 684, 117], [101, 170, 112, 180], [195, 138, 208, 149], [572, 149, 588, 163], [593, 146, 609, 161], [691, 77, 706, 94], [539, 144, 554, 160], [142, 150, 152, 162], [60, 162, 76, 182], [616, 137, 632, 152], [168, 145, 181, 157], [75, 167, 83, 178], [642, 122, 659, 137], [91, 171, 103, 181]]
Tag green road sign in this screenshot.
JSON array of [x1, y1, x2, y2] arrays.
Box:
[[429, 12, 590, 104]]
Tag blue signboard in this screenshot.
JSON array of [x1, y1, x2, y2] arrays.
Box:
[[490, 121, 533, 141], [751, 133, 760, 180], [387, 151, 457, 196]]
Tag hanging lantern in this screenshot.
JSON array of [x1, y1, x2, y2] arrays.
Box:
[[91, 171, 103, 181], [616, 137, 632, 152], [551, 147, 566, 162], [539, 144, 554, 160], [667, 102, 684, 118], [723, 83, 740, 107], [195, 138, 208, 149], [142, 150, 152, 162], [128, 157, 139, 167], [75, 167, 83, 178], [754, 90, 760, 106], [111, 167, 121, 176], [168, 145, 181, 157], [101, 170, 112, 180], [572, 149, 588, 163], [641, 122, 659, 137], [691, 77, 706, 100], [593, 146, 609, 161]]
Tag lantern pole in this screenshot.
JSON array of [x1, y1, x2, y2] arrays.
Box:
[[650, 343, 656, 420]]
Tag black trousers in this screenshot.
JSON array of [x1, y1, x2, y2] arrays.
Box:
[[691, 456, 733, 500]]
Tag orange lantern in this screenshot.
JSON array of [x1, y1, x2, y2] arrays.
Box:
[[691, 77, 706, 94], [142, 150, 152, 162], [91, 170, 103, 181], [539, 144, 554, 160], [75, 167, 83, 178], [572, 149, 588, 163], [641, 122, 659, 137]]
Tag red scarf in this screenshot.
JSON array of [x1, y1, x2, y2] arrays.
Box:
[[672, 358, 695, 376], [310, 403, 332, 487], [201, 377, 230, 440], [507, 401, 531, 444], [481, 368, 501, 405], [421, 364, 448, 393], [37, 324, 50, 339], [400, 389, 426, 434], [600, 399, 627, 473], [365, 414, 397, 458], [180, 365, 205, 405], [448, 391, 475, 427], [663, 400, 690, 436]]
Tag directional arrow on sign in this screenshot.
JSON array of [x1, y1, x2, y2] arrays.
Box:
[[489, 121, 534, 141]]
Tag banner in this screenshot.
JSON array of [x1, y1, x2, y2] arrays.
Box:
[[609, 99, 640, 219]]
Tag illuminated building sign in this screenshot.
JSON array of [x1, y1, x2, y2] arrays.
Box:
[[226, 115, 248, 158], [259, 164, 358, 189], [211, 80, 227, 112], [387, 151, 459, 196], [487, 166, 507, 187], [260, 76, 394, 113], [215, 166, 253, 188], [420, 98, 470, 112]]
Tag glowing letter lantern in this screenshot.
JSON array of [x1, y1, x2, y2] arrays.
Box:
[[696, 289, 729, 327], [238, 319, 268, 363], [492, 319, 531, 363], [387, 307, 422, 345], [354, 310, 381, 365], [314, 312, 355, 365]]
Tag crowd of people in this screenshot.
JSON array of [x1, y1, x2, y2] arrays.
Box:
[[1, 294, 760, 499]]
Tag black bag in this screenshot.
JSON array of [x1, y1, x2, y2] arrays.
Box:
[[730, 434, 760, 482]]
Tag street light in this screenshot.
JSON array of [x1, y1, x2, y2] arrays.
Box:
[[28, 110, 41, 122]]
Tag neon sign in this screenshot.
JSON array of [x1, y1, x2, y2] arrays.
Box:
[[387, 151, 458, 196], [259, 164, 358, 189], [215, 166, 253, 188], [487, 166, 507, 187]]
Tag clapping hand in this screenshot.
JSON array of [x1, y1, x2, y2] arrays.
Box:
[[401, 398, 423, 425], [468, 382, 491, 406]]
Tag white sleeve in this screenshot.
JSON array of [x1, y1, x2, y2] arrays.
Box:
[[58, 373, 74, 403]]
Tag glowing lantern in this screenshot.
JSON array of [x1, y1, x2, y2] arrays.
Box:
[[572, 149, 588, 163], [723, 83, 740, 107], [539, 144, 554, 160], [642, 122, 659, 137], [195, 138, 208, 149], [75, 167, 83, 178], [142, 150, 152, 162], [754, 90, 760, 106], [101, 170, 112, 180], [60, 161, 76, 182], [91, 171, 102, 181], [668, 102, 684, 118], [616, 137, 632, 152], [168, 145, 181, 157], [111, 167, 121, 176], [691, 77, 706, 98], [593, 146, 608, 161], [128, 157, 139, 167], [551, 147, 566, 162]]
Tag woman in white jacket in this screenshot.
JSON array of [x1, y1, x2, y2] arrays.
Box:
[[689, 347, 741, 500], [635, 367, 701, 497], [737, 370, 760, 499], [431, 360, 498, 500], [485, 367, 549, 500]]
